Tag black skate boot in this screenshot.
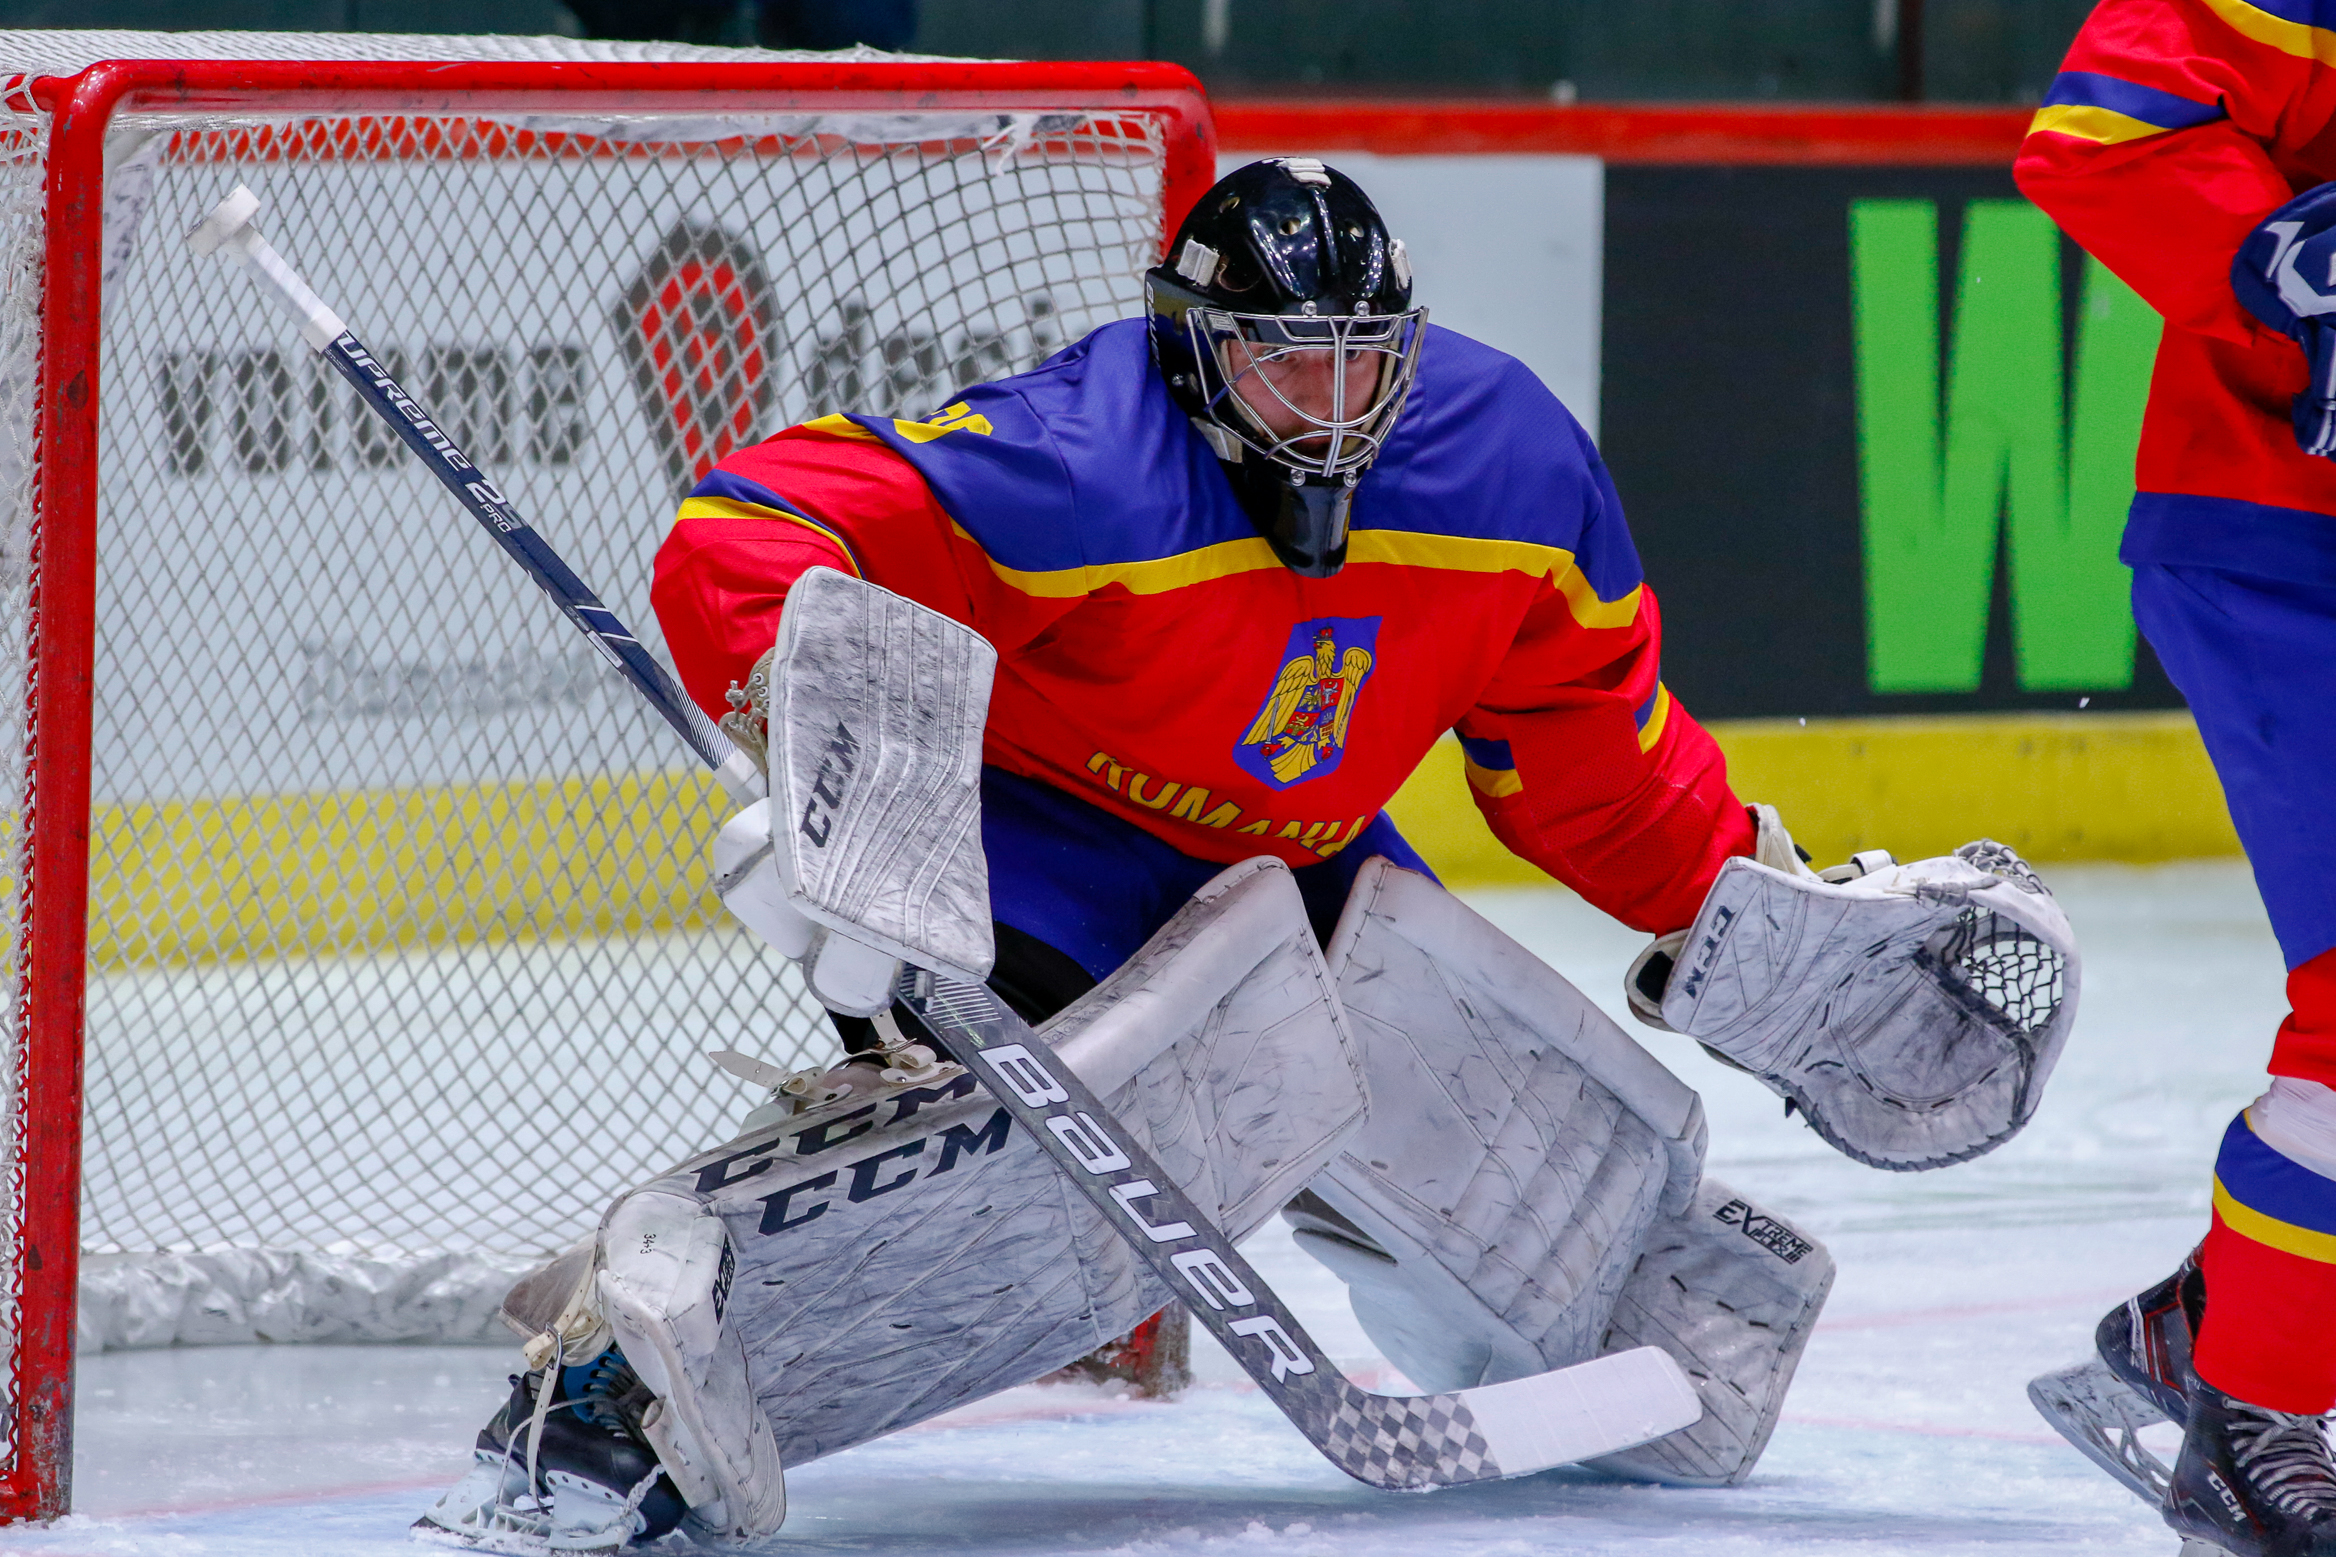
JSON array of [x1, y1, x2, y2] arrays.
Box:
[[415, 1344, 688, 1554], [2166, 1383, 2336, 1557], [2099, 1248, 2205, 1427]]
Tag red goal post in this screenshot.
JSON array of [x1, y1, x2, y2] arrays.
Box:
[[1, 46, 1212, 1521]]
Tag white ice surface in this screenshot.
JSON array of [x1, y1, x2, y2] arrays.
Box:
[[2, 861, 2278, 1556]]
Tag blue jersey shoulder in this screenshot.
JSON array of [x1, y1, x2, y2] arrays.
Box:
[[1367, 326, 1642, 600], [850, 319, 1240, 574]]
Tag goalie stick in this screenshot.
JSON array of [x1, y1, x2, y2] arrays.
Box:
[[190, 186, 1704, 1489], [186, 186, 766, 810]]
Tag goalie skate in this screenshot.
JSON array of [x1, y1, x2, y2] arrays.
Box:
[[414, 1347, 687, 1555]]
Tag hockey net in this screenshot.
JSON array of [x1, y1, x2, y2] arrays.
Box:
[[0, 34, 1207, 1516]]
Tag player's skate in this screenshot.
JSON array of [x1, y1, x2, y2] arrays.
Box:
[[413, 1346, 687, 1554], [2165, 1384, 2336, 1557], [2033, 1251, 2336, 1555], [2105, 1252, 2203, 1426], [2029, 1253, 2199, 1502]]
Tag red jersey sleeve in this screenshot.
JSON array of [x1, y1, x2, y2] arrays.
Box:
[[650, 419, 1066, 723], [2013, 0, 2310, 346], [1454, 583, 1753, 936]]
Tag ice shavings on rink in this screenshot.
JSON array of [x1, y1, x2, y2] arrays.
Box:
[[0, 861, 2279, 1557]]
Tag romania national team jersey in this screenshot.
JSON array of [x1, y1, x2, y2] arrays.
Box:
[[2016, 0, 2336, 558], [651, 320, 1751, 936]]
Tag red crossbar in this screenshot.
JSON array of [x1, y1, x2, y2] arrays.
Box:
[[1216, 99, 2029, 166]]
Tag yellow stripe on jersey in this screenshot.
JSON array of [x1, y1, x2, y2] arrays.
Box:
[[2025, 102, 2181, 146], [956, 523, 1644, 629], [1346, 531, 1644, 628], [1558, 571, 1644, 631], [2215, 1177, 2336, 1264], [1637, 683, 1674, 753], [2198, 0, 2336, 66], [673, 495, 865, 574], [955, 524, 1283, 598], [1463, 755, 1525, 798], [799, 413, 886, 444]]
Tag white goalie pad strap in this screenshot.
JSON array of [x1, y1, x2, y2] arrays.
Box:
[[1305, 860, 1709, 1393], [588, 1192, 787, 1546], [1584, 1177, 1833, 1487], [620, 857, 1359, 1472], [1662, 839, 2080, 1171], [769, 566, 997, 988]]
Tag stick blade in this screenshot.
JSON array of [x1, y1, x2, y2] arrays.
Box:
[[1460, 1346, 1704, 1476]]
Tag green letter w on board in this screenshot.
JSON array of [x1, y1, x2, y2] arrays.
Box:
[[1849, 199, 2161, 692]]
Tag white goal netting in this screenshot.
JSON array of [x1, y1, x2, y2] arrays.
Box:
[[0, 34, 1173, 1353]]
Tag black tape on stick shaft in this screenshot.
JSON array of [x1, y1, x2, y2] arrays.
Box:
[[316, 328, 739, 780]]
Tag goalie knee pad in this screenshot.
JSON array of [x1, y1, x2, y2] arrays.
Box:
[[1295, 860, 1827, 1483], [1660, 839, 2078, 1171], [623, 857, 1363, 1479]]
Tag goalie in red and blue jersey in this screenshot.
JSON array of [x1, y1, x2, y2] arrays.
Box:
[[658, 158, 2070, 1190], [2020, 3, 2336, 1550], [651, 160, 1753, 1010], [413, 160, 2083, 1552]]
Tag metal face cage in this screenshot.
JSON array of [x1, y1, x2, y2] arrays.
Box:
[[1184, 303, 1425, 480]]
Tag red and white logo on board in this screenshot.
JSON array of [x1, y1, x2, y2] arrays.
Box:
[[614, 221, 781, 495]]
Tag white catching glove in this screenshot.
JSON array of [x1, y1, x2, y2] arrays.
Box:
[[711, 797, 904, 1017], [1626, 802, 2079, 1171]]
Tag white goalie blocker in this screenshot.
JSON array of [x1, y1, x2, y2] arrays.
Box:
[[1652, 828, 2080, 1172], [712, 565, 998, 1017], [1301, 861, 1834, 1486]]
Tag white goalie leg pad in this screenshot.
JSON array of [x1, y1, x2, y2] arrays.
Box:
[[1662, 839, 2079, 1170], [595, 1193, 787, 1547], [1584, 1177, 1833, 1486], [624, 857, 1362, 1472], [764, 566, 997, 1012], [1305, 861, 1712, 1391]]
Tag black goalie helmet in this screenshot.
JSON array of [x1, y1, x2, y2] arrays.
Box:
[[1147, 157, 1426, 577]]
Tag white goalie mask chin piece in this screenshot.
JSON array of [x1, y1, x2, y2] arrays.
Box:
[[1188, 303, 1427, 479]]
